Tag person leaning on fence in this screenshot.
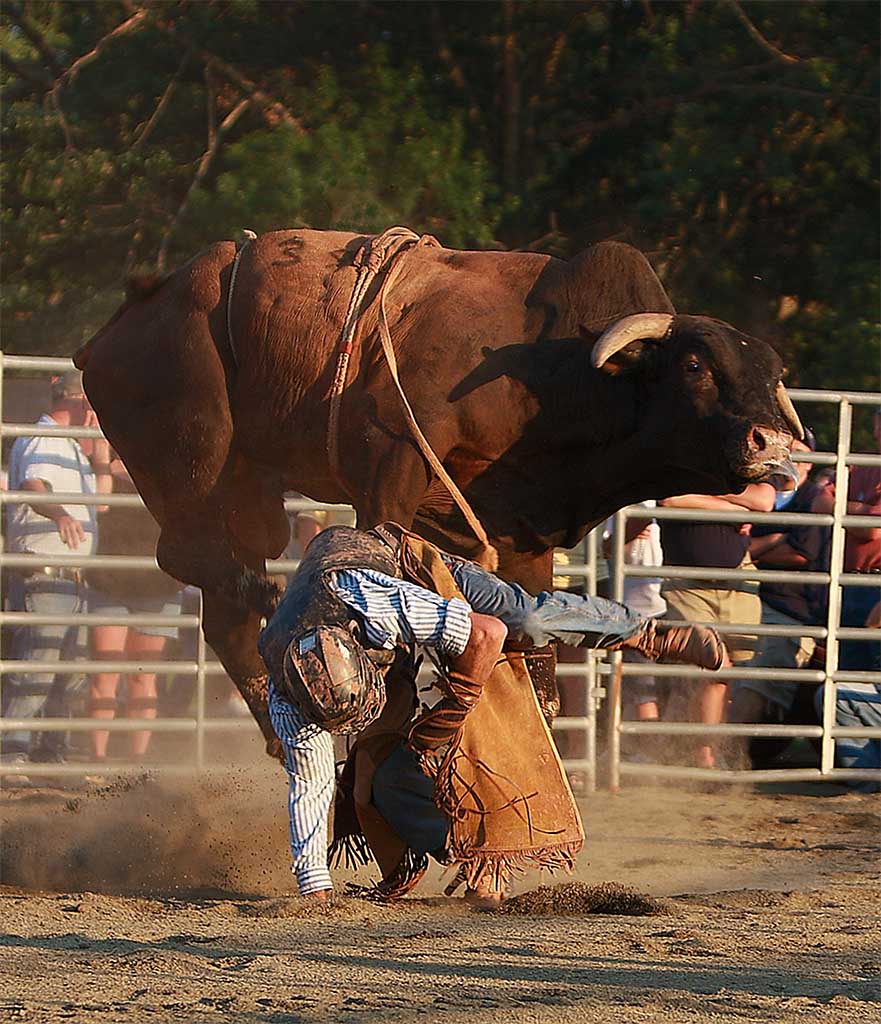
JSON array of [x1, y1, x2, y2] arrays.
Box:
[[813, 407, 881, 676], [814, 600, 880, 792], [729, 431, 831, 765], [84, 455, 184, 771], [257, 522, 727, 906], [658, 480, 776, 769], [1, 371, 112, 778]]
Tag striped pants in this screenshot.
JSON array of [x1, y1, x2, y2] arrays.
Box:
[[268, 679, 335, 895]]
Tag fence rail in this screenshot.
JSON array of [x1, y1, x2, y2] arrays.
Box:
[[1, 353, 878, 790]]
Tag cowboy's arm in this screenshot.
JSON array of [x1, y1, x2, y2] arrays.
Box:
[[326, 570, 506, 752], [268, 683, 335, 897]]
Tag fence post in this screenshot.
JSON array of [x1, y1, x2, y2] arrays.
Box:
[[584, 529, 599, 793], [0, 351, 4, 673], [195, 591, 207, 768], [605, 508, 627, 791], [821, 398, 852, 775]]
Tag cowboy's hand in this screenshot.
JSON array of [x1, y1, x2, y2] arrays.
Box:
[[56, 514, 85, 549]]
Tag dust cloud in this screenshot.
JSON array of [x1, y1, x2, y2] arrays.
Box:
[[0, 769, 294, 896]]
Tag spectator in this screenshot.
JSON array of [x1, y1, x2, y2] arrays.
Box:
[[287, 511, 324, 562], [659, 480, 776, 768], [729, 432, 831, 762], [1, 372, 112, 775], [604, 501, 666, 752], [813, 407, 881, 676], [815, 600, 880, 791], [84, 457, 183, 767]]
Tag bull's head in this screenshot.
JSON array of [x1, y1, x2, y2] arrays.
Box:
[[591, 312, 803, 491]]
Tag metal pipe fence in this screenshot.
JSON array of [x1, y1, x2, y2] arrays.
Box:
[[0, 354, 878, 791], [606, 388, 880, 789]]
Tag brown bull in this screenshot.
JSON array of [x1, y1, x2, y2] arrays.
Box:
[[75, 229, 802, 753]]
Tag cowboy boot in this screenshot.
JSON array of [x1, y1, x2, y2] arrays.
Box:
[[631, 618, 727, 670]]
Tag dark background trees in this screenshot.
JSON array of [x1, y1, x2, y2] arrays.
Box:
[[2, 1, 878, 420]]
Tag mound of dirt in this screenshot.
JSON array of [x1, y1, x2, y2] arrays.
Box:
[[500, 880, 665, 916]]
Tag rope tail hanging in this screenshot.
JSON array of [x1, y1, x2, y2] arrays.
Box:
[[326, 227, 499, 571]]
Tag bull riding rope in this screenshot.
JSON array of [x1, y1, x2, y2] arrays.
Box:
[[327, 227, 499, 571]]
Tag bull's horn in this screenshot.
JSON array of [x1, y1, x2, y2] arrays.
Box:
[[590, 313, 675, 368], [775, 381, 804, 440]]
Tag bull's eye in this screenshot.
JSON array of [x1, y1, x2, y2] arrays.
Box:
[[685, 358, 702, 372]]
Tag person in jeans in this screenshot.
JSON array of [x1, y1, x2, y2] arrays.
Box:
[[815, 600, 880, 792], [1, 371, 112, 777]]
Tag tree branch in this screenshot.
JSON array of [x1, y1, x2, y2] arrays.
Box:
[[543, 30, 568, 86], [725, 0, 800, 65], [53, 8, 151, 93], [156, 98, 251, 271], [189, 46, 301, 133], [131, 51, 189, 151], [204, 64, 217, 150], [42, 90, 76, 152], [120, 0, 303, 134]]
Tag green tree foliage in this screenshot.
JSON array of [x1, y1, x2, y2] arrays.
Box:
[[2, 0, 878, 431]]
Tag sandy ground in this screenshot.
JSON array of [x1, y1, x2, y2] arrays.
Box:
[[1, 767, 879, 1024]]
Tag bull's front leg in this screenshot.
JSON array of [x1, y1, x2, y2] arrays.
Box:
[[201, 589, 284, 763]]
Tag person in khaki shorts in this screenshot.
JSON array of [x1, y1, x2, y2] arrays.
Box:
[[659, 482, 776, 768]]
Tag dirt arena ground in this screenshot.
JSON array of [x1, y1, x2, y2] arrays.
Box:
[[1, 767, 878, 1024]]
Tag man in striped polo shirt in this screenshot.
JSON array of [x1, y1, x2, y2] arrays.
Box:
[[2, 371, 112, 774], [259, 523, 726, 903]]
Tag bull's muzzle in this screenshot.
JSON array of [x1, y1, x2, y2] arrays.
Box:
[[741, 425, 799, 486]]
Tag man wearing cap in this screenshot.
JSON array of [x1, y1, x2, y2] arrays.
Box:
[[729, 432, 831, 753], [258, 522, 727, 905], [1, 371, 112, 775]]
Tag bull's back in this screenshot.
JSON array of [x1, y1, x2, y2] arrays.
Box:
[[228, 230, 554, 464]]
